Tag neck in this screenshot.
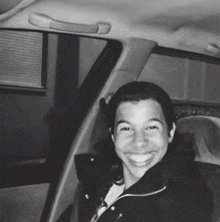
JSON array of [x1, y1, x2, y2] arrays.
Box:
[[123, 167, 140, 189]]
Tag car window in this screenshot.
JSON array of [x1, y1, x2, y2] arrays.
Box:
[[0, 30, 119, 187], [139, 46, 220, 104]]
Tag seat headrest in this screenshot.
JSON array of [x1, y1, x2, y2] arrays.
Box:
[[177, 115, 220, 166]]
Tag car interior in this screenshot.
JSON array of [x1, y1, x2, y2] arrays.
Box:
[[0, 0, 220, 221]]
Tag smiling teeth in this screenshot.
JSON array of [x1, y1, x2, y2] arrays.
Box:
[[129, 153, 153, 163]]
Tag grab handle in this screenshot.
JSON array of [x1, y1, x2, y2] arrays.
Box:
[[29, 13, 111, 34]]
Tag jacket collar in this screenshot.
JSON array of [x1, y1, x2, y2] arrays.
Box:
[[121, 155, 192, 196], [95, 154, 197, 200], [122, 159, 167, 196]]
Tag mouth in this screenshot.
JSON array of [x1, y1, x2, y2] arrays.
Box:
[[128, 152, 155, 166]]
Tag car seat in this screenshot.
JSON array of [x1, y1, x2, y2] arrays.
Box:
[[177, 115, 220, 222]]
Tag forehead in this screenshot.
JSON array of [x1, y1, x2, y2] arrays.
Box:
[[115, 99, 165, 122]]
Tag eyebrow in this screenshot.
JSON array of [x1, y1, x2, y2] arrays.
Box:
[[116, 118, 163, 127], [150, 118, 163, 125], [116, 120, 130, 127]]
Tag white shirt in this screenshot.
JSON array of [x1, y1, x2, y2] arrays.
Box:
[[90, 183, 125, 222]]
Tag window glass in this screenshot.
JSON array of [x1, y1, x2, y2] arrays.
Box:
[[0, 31, 121, 187], [0, 31, 44, 88], [0, 32, 107, 164], [139, 47, 220, 104]]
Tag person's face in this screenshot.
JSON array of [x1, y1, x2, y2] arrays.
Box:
[[112, 99, 176, 187]]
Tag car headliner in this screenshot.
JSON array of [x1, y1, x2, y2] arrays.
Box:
[[0, 0, 220, 57]]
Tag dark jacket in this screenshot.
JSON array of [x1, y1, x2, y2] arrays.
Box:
[[75, 155, 213, 222]]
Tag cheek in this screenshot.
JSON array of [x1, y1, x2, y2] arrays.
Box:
[[114, 135, 131, 154], [149, 133, 170, 152], [157, 138, 169, 155], [116, 132, 133, 142], [160, 139, 169, 150], [114, 141, 125, 161], [114, 138, 126, 152]]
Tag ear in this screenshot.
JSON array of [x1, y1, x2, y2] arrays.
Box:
[[168, 123, 176, 143], [109, 128, 115, 142]]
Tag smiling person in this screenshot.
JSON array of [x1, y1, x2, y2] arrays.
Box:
[[74, 81, 213, 222]]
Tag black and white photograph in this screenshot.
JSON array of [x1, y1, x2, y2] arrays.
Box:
[[0, 0, 219, 221]]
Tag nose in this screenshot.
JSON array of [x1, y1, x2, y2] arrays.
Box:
[[133, 130, 147, 150]]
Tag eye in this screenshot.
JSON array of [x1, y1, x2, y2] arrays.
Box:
[[146, 125, 158, 130], [120, 127, 131, 131], [117, 123, 133, 132]]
